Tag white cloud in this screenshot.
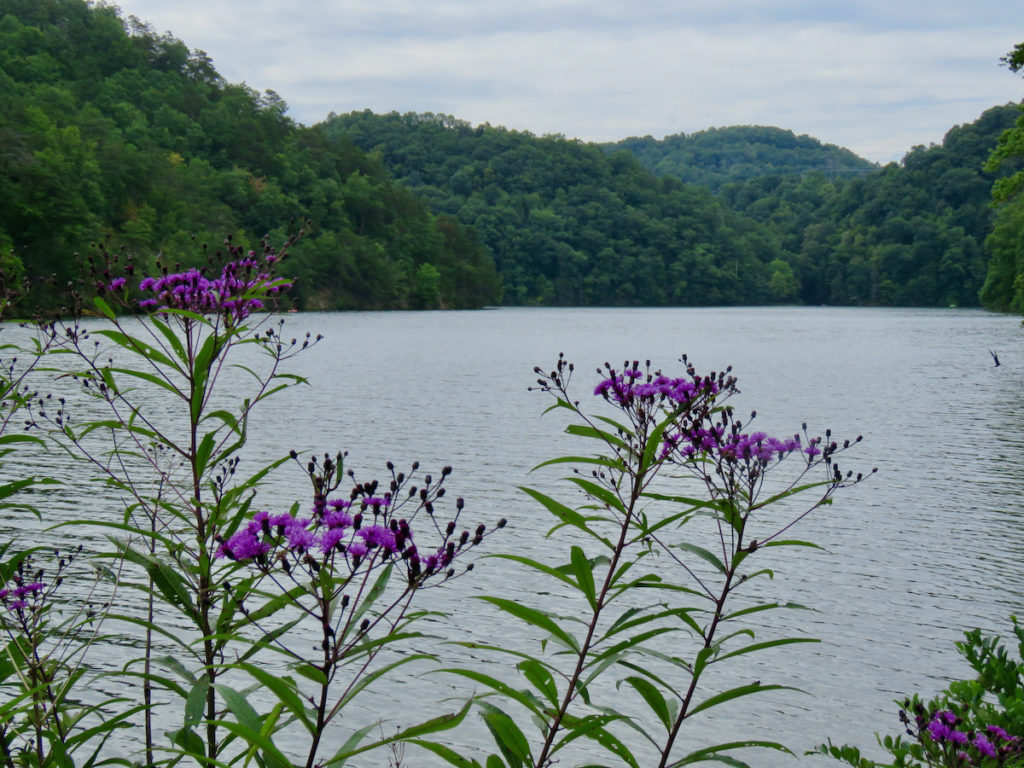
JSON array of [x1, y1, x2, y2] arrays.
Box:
[[110, 0, 1024, 162]]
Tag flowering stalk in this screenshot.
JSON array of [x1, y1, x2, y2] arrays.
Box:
[[425, 355, 867, 768], [39, 235, 317, 765], [219, 452, 504, 767]]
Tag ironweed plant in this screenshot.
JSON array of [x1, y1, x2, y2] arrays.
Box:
[[416, 355, 870, 768], [9, 236, 499, 768], [814, 619, 1024, 768]]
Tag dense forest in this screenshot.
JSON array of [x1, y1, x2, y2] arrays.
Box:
[[324, 107, 1021, 307], [2, 0, 1023, 312], [603, 126, 878, 191], [323, 112, 795, 305], [0, 0, 501, 311]]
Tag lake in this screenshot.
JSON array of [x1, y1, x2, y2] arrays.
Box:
[[4, 306, 1024, 767]]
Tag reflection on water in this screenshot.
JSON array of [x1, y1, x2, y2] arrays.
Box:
[[3, 307, 1024, 766]]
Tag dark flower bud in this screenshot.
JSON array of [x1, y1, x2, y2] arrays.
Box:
[[459, 530, 469, 547], [446, 521, 456, 535], [466, 563, 474, 572], [497, 518, 507, 528]]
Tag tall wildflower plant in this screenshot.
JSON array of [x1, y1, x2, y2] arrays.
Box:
[[420, 355, 869, 768], [26, 237, 499, 767]]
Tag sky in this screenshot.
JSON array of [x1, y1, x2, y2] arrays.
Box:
[[107, 0, 1024, 164]]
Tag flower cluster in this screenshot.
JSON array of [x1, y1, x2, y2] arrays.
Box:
[[662, 424, 824, 464], [216, 458, 504, 587], [138, 253, 289, 321], [593, 368, 720, 407], [899, 704, 1023, 766], [0, 548, 79, 625]]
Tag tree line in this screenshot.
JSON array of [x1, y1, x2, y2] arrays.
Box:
[[2, 0, 1023, 313]]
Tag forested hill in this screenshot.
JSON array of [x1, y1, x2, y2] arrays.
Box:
[[3, 0, 1022, 312], [322, 111, 799, 305], [0, 0, 502, 311], [323, 107, 1020, 308], [712, 105, 1022, 307], [604, 126, 878, 191]]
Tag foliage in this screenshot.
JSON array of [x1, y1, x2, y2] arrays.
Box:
[[978, 41, 1024, 313], [416, 356, 867, 767], [0, 237, 502, 768], [322, 111, 793, 306], [812, 619, 1024, 768], [716, 106, 1021, 307], [0, 0, 501, 311], [604, 125, 878, 191]]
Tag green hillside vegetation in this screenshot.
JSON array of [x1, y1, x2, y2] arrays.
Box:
[[978, 45, 1024, 312], [2, 0, 1023, 313], [0, 0, 501, 311], [322, 111, 797, 306], [714, 105, 1022, 306], [604, 126, 878, 191], [324, 108, 1019, 308]]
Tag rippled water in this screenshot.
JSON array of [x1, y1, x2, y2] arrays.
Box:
[[4, 306, 1024, 767]]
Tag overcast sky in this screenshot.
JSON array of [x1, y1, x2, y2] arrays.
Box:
[[107, 0, 1024, 164]]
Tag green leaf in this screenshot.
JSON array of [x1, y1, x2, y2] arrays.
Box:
[[567, 476, 626, 514], [480, 704, 531, 768], [233, 662, 314, 733], [667, 740, 794, 768], [184, 677, 208, 728], [570, 545, 597, 610], [689, 682, 792, 717], [92, 295, 115, 320], [409, 740, 483, 768], [441, 668, 545, 717], [621, 676, 672, 732], [673, 542, 727, 574], [565, 422, 629, 451], [518, 487, 612, 548], [714, 637, 818, 663], [476, 596, 579, 652], [518, 659, 559, 708], [93, 329, 176, 368]]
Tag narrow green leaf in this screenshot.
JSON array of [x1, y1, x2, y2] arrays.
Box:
[[674, 542, 728, 574], [480, 704, 531, 768], [689, 682, 792, 717], [570, 546, 597, 610], [667, 740, 793, 768], [622, 676, 672, 731], [565, 422, 628, 450], [409, 740, 483, 768], [441, 668, 545, 716], [714, 637, 818, 662], [92, 295, 115, 320], [567, 476, 626, 514], [518, 659, 559, 708], [477, 596, 579, 652]]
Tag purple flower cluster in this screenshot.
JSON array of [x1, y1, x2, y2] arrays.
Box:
[[924, 710, 1018, 762], [594, 369, 718, 406], [0, 580, 43, 612], [216, 491, 479, 583], [137, 254, 289, 321], [663, 426, 821, 464]]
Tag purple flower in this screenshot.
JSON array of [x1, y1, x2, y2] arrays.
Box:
[[318, 527, 348, 553], [136, 258, 290, 321], [357, 525, 397, 553], [974, 732, 997, 758], [987, 725, 1013, 742], [347, 541, 368, 559], [927, 719, 953, 741], [323, 509, 353, 529], [217, 529, 270, 560]]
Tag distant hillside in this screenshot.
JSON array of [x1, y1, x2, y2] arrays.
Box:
[[714, 105, 1023, 307], [0, 0, 501, 311], [604, 126, 878, 191], [322, 111, 795, 306]]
